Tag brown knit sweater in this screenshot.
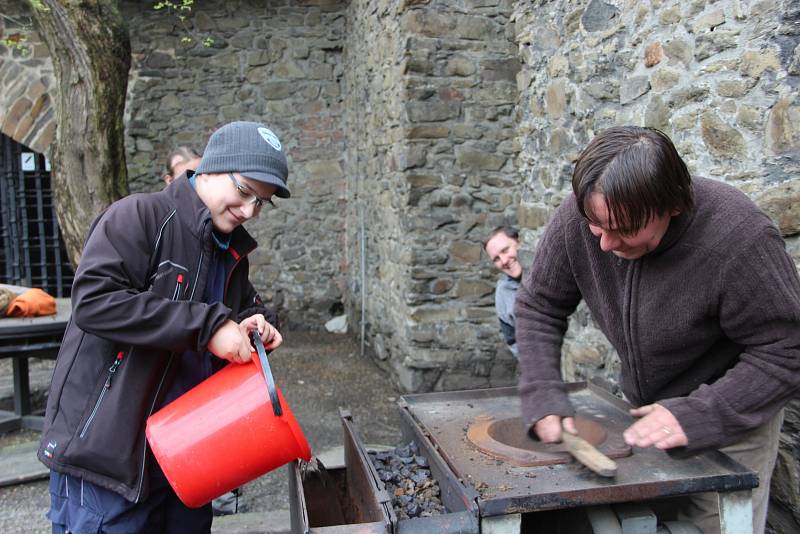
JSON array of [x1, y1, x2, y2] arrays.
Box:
[[515, 177, 800, 451]]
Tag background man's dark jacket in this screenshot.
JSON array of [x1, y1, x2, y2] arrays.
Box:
[[38, 176, 270, 502]]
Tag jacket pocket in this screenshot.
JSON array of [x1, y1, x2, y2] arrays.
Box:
[[79, 351, 125, 439], [147, 260, 189, 300]]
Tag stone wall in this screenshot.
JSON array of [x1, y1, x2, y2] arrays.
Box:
[[512, 0, 800, 530], [122, 0, 349, 329], [0, 1, 55, 153], [343, 0, 520, 392]]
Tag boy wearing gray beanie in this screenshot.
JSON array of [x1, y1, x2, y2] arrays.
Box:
[[40, 121, 288, 533]]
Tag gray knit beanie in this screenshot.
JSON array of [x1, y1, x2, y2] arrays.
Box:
[[195, 121, 291, 198]]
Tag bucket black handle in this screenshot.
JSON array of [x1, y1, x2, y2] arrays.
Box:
[[252, 331, 283, 416]]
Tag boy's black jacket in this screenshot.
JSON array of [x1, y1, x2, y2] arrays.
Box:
[[38, 175, 272, 502]]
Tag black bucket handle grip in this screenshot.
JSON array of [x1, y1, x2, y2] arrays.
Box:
[[252, 331, 283, 416]]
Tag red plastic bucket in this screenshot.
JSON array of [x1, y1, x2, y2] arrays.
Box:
[[146, 354, 311, 508]]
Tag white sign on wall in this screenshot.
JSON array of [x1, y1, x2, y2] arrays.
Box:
[[21, 152, 35, 171]]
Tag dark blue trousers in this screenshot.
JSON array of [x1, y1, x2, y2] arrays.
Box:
[[47, 471, 212, 533]]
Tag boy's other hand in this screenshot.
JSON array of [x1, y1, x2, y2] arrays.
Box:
[[208, 320, 252, 363]]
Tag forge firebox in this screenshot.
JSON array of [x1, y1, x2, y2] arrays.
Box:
[[289, 384, 758, 533]]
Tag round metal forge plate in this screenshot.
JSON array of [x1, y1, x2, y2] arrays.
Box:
[[467, 415, 631, 467]]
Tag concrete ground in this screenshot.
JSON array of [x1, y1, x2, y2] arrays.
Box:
[[0, 331, 404, 533]]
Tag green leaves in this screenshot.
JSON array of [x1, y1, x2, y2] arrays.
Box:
[[152, 0, 212, 47]]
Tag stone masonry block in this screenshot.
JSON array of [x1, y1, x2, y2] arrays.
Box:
[[754, 178, 800, 236], [740, 48, 781, 78], [644, 42, 662, 67], [767, 97, 800, 156], [1, 96, 30, 136], [405, 101, 461, 123], [700, 111, 746, 159], [690, 9, 725, 34], [403, 10, 454, 37], [620, 76, 651, 104], [29, 121, 55, 154], [455, 147, 506, 171], [449, 240, 482, 264], [28, 93, 48, 119], [695, 30, 739, 62], [581, 0, 620, 33], [13, 114, 34, 143], [453, 14, 499, 40]]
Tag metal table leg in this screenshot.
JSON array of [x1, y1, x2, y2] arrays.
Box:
[[12, 355, 31, 416], [482, 512, 521, 534], [718, 489, 753, 534]]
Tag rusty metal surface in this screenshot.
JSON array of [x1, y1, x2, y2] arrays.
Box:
[[341, 410, 393, 529], [400, 384, 758, 518], [467, 415, 630, 467], [287, 411, 393, 533], [288, 461, 390, 533]]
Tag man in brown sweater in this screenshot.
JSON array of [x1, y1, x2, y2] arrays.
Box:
[[515, 126, 800, 533]]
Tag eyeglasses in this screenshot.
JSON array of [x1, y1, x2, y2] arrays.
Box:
[[227, 173, 276, 210]]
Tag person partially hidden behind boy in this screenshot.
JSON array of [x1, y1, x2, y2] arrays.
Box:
[[163, 145, 202, 186], [39, 121, 290, 533]]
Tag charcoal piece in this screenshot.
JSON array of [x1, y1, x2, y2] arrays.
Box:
[[406, 501, 420, 517], [411, 470, 430, 485]]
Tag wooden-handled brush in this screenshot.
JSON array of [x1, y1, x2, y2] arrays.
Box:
[[561, 427, 618, 478]]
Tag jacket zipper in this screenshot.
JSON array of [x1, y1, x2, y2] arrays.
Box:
[[134, 250, 202, 502], [79, 351, 124, 438], [624, 260, 645, 402]]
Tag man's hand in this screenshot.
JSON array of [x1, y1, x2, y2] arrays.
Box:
[[208, 320, 252, 364], [533, 415, 577, 443], [623, 403, 688, 449], [240, 314, 283, 351]]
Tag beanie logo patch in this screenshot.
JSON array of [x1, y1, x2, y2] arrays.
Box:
[[257, 127, 282, 152]]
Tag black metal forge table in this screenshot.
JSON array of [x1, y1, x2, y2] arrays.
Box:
[[0, 285, 69, 432], [398, 384, 757, 534]]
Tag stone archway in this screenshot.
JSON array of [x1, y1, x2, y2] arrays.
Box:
[[0, 5, 56, 154]]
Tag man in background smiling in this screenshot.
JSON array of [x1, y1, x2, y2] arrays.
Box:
[[484, 226, 523, 359]]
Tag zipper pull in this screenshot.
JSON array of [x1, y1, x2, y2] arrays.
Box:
[[105, 351, 124, 389], [173, 273, 185, 300]]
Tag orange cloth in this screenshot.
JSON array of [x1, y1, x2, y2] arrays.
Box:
[[5, 288, 57, 317]]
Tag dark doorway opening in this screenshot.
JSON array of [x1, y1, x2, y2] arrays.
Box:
[[0, 133, 74, 297]]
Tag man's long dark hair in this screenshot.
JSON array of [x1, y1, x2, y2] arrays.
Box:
[[572, 126, 694, 233]]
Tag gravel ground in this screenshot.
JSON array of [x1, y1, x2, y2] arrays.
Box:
[[0, 331, 403, 533]]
